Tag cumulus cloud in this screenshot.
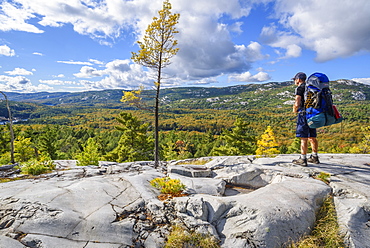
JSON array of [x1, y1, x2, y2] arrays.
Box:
[[283, 44, 302, 59], [75, 59, 153, 90], [229, 71, 271, 82], [74, 66, 105, 78], [0, 0, 162, 40], [0, 2, 43, 33], [33, 52, 43, 56], [167, 20, 262, 80], [0, 75, 53, 92], [1, 0, 369, 92], [1, 0, 259, 85], [0, 45, 15, 56], [5, 67, 33, 75], [260, 0, 370, 62]]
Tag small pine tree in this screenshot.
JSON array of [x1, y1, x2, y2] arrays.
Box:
[[106, 112, 153, 162], [256, 126, 279, 157], [211, 118, 255, 156], [161, 141, 178, 161], [287, 137, 301, 154], [194, 129, 216, 158], [37, 125, 59, 159], [76, 137, 100, 166]]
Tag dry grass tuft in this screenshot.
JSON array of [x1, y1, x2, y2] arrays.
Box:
[[289, 196, 345, 248], [165, 225, 220, 248]]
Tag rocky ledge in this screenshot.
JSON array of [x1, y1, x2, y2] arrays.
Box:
[[0, 154, 369, 248]]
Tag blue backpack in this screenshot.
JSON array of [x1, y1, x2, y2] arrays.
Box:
[[304, 73, 342, 128]]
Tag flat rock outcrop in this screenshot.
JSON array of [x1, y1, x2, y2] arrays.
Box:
[[0, 154, 369, 247]]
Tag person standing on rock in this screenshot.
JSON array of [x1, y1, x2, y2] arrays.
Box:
[[292, 72, 320, 166]]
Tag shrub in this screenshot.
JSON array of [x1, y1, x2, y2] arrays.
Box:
[[20, 154, 56, 175], [150, 177, 186, 195], [75, 137, 100, 166], [0, 152, 11, 165], [165, 225, 220, 248]]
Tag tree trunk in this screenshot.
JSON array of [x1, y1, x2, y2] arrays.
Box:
[[0, 92, 15, 164], [154, 82, 160, 168]]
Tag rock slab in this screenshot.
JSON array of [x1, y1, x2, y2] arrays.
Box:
[[0, 154, 369, 247]]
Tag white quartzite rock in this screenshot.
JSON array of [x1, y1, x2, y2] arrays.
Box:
[[173, 177, 331, 247], [1, 155, 370, 247]]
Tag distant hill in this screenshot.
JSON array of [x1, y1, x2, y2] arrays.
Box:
[[1, 80, 369, 122], [3, 79, 369, 107]]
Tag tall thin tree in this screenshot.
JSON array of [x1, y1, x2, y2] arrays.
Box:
[[122, 0, 180, 167], [0, 91, 15, 163]]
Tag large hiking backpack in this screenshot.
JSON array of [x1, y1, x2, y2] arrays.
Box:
[[304, 72, 342, 128]]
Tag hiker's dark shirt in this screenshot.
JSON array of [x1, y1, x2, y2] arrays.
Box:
[[295, 83, 305, 110]]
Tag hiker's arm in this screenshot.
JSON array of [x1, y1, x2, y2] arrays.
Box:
[[293, 95, 301, 113]]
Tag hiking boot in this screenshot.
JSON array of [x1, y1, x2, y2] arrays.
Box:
[[307, 155, 320, 164], [292, 158, 308, 167]]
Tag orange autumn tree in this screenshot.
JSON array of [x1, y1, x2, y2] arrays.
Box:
[[256, 126, 279, 157]]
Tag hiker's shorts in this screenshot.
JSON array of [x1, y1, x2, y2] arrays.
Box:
[[296, 113, 317, 138]]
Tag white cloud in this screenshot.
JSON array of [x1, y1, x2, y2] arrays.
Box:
[[189, 77, 220, 86], [33, 52, 43, 56], [52, 74, 65, 78], [229, 71, 271, 82], [235, 42, 268, 62], [0, 0, 257, 83], [0, 45, 15, 56], [89, 59, 104, 65], [261, 0, 370, 62], [75, 59, 152, 90], [352, 78, 370, 85], [0, 2, 43, 33], [283, 44, 302, 59], [0, 75, 53, 92], [74, 66, 104, 78], [39, 79, 77, 85], [5, 67, 33, 75], [229, 22, 243, 34], [57, 60, 93, 65], [165, 0, 259, 81]]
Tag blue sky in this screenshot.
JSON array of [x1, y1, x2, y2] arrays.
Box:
[[0, 0, 369, 93]]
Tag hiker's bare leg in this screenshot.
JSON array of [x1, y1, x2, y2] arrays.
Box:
[[308, 137, 318, 153], [300, 138, 308, 155]]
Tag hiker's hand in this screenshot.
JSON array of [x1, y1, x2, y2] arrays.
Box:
[[293, 105, 298, 113]]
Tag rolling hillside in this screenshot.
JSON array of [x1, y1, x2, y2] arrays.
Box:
[[1, 79, 369, 125]]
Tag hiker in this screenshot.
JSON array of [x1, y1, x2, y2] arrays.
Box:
[[292, 72, 320, 166]]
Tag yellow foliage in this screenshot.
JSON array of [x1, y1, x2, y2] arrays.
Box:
[[256, 126, 279, 157], [121, 88, 142, 103], [150, 177, 185, 195], [348, 126, 370, 154], [131, 0, 180, 71], [120, 87, 146, 110]]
